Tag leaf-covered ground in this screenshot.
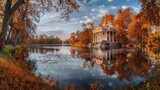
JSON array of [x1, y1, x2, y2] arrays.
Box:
[[0, 58, 59, 90]]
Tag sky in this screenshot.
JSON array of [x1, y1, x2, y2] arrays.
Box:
[[36, 0, 141, 40]]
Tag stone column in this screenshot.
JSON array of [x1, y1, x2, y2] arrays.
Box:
[[96, 33, 98, 42], [111, 31, 112, 42], [109, 50, 111, 61], [93, 33, 94, 43], [107, 51, 109, 61], [95, 33, 97, 42], [98, 32, 99, 42], [109, 31, 111, 42], [106, 52, 108, 61], [96, 33, 97, 42], [112, 32, 114, 42], [94, 33, 96, 42], [100, 32, 102, 42], [116, 37, 118, 42], [94, 33, 95, 42], [106, 31, 108, 41], [112, 50, 114, 60], [98, 32, 100, 42]]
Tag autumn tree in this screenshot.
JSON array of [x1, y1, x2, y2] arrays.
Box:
[[99, 14, 114, 26], [81, 22, 94, 44], [139, 0, 160, 26], [138, 0, 160, 46], [0, 0, 83, 48], [77, 22, 94, 46], [0, 0, 52, 46], [128, 13, 148, 43], [70, 22, 94, 47], [70, 32, 77, 46], [114, 8, 132, 45]]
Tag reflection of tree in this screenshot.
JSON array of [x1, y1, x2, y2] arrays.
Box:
[[69, 47, 160, 81], [77, 47, 92, 60], [101, 65, 115, 75], [70, 47, 76, 57], [70, 47, 95, 69], [100, 48, 158, 81], [77, 47, 95, 69], [83, 60, 95, 69], [30, 47, 60, 54], [145, 47, 160, 75]]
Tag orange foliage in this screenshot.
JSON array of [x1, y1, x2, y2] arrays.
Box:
[[114, 8, 132, 44], [0, 58, 57, 90], [127, 13, 148, 43], [70, 32, 77, 46], [99, 14, 114, 26]]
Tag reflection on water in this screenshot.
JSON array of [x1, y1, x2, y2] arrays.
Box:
[[28, 46, 160, 90]]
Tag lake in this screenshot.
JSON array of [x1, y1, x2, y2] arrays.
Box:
[[28, 46, 160, 90]]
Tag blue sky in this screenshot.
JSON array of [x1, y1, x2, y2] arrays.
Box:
[[37, 0, 141, 40]]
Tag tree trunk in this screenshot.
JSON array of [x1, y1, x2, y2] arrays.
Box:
[[6, 29, 12, 45], [0, 0, 25, 45], [13, 30, 21, 46], [13, 0, 28, 46], [0, 0, 12, 44]]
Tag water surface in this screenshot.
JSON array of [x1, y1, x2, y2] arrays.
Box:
[[28, 46, 160, 90]]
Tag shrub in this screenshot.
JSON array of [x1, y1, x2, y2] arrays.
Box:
[[0, 45, 15, 58]]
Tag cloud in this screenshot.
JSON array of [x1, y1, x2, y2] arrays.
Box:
[[38, 12, 61, 25], [38, 30, 64, 35], [98, 8, 108, 14], [122, 5, 128, 9], [91, 5, 118, 19], [82, 16, 89, 19], [70, 18, 80, 24], [86, 19, 92, 22], [79, 18, 92, 24], [132, 6, 140, 12], [80, 5, 119, 25], [91, 8, 97, 12], [111, 6, 117, 9]]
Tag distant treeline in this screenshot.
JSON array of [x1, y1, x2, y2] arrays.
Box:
[[31, 35, 62, 44]]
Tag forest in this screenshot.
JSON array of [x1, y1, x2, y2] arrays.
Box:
[[31, 35, 62, 44]]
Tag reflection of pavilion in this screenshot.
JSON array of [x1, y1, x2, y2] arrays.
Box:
[[92, 49, 123, 76], [92, 48, 160, 82], [92, 49, 118, 65], [92, 49, 127, 65]]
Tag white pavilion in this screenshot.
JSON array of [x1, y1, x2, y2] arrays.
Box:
[[92, 22, 120, 48]]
